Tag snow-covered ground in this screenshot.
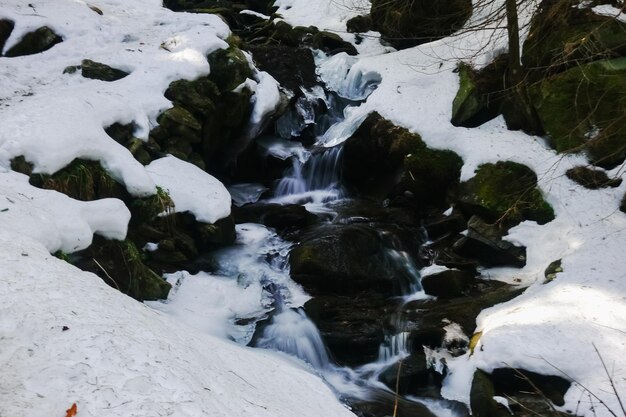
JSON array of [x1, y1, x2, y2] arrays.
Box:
[[1, 0, 625, 416], [279, 0, 626, 415], [0, 1, 355, 416]]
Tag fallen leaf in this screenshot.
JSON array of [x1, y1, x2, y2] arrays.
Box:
[[66, 403, 77, 417]]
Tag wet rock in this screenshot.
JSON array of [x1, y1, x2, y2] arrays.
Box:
[[421, 268, 476, 299], [346, 15, 372, 33], [290, 224, 422, 296], [305, 292, 397, 366], [566, 166, 622, 189], [4, 26, 62, 57], [370, 0, 472, 49], [233, 203, 318, 231], [455, 161, 554, 227], [0, 19, 14, 54], [621, 193, 626, 214], [531, 58, 626, 168], [247, 44, 317, 91], [453, 216, 527, 268], [348, 389, 442, 417], [401, 282, 523, 341], [422, 210, 467, 240], [79, 59, 129, 81], [379, 353, 444, 397]]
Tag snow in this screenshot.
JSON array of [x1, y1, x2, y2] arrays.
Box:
[[0, 231, 356, 417], [146, 155, 231, 224], [280, 0, 626, 415], [0, 170, 129, 253]]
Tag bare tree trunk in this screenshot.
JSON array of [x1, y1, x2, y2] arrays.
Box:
[[504, 0, 543, 133]]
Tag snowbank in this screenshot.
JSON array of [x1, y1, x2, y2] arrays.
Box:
[[146, 155, 231, 223], [0, 231, 355, 417]]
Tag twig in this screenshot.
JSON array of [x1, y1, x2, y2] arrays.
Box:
[[92, 258, 121, 292], [393, 359, 403, 417], [593, 343, 626, 417]]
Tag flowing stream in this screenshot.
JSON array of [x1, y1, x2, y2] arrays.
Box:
[[152, 69, 466, 417]]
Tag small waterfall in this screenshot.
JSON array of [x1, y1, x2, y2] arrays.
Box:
[[378, 331, 410, 362], [255, 308, 331, 370], [271, 146, 344, 204]]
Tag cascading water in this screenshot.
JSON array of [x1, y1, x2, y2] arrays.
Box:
[[272, 145, 344, 205], [152, 58, 466, 416]]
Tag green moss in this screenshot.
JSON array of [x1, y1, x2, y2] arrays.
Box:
[[457, 161, 555, 227], [207, 46, 253, 92], [451, 63, 481, 126], [523, 2, 626, 73], [130, 186, 174, 225], [158, 106, 202, 131], [531, 58, 626, 168], [399, 147, 463, 207], [31, 159, 124, 201], [164, 77, 218, 117]]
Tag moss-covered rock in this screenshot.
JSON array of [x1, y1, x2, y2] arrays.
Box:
[[397, 147, 463, 208], [79, 59, 129, 81], [207, 46, 253, 92], [544, 259, 563, 283], [4, 26, 62, 57], [164, 77, 219, 116], [0, 19, 14, 54], [343, 112, 462, 209], [523, 1, 626, 74], [456, 161, 555, 227], [451, 58, 509, 128], [370, 0, 472, 49], [566, 166, 622, 189], [77, 237, 171, 301], [531, 58, 626, 168], [30, 159, 126, 201]]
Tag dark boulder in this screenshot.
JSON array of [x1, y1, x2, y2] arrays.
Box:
[[4, 26, 62, 57], [343, 112, 463, 209], [305, 293, 398, 365], [422, 210, 467, 240], [566, 166, 622, 189], [247, 44, 317, 91], [370, 0, 472, 49], [470, 370, 510, 417], [489, 368, 571, 407], [290, 224, 420, 296], [232, 203, 318, 231], [207, 46, 253, 92], [455, 161, 554, 228], [422, 268, 476, 299], [453, 216, 527, 268]]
